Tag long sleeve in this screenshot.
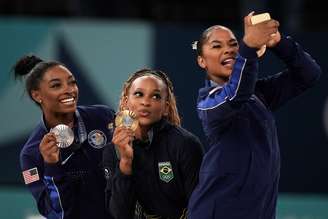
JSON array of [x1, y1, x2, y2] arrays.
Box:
[[103, 143, 118, 217], [178, 135, 204, 201], [104, 141, 137, 219], [109, 168, 137, 219], [20, 149, 76, 219], [255, 35, 322, 111], [197, 41, 259, 125]]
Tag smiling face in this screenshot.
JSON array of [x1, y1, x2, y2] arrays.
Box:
[[125, 75, 168, 131], [197, 26, 239, 85], [31, 65, 78, 117]]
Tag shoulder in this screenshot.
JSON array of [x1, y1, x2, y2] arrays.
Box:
[[163, 126, 204, 164], [166, 125, 203, 152], [20, 124, 44, 165], [169, 125, 197, 140]]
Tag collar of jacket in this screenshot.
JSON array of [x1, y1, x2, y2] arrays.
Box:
[[133, 118, 171, 149], [198, 78, 224, 102]]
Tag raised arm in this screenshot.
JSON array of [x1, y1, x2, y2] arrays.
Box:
[[108, 127, 138, 219], [255, 35, 322, 110], [197, 13, 280, 124]]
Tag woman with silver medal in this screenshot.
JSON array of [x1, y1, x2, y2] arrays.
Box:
[[15, 54, 115, 219]]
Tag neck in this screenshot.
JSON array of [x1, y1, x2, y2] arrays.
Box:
[[135, 125, 151, 141], [44, 111, 75, 129], [208, 75, 229, 86]]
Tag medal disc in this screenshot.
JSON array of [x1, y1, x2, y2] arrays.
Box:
[[50, 124, 74, 148], [115, 110, 138, 131]]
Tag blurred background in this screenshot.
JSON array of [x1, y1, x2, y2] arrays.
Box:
[[0, 0, 327, 218]]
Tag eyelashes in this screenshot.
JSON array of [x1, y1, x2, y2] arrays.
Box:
[[153, 93, 162, 100], [133, 91, 162, 100], [212, 43, 238, 49], [133, 91, 142, 97]]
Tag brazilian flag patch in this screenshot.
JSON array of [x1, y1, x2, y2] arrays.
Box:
[[158, 161, 174, 183]]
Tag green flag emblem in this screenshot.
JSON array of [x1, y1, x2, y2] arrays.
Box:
[[158, 161, 174, 183]]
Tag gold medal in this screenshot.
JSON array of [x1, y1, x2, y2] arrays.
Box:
[[50, 124, 74, 148], [115, 110, 138, 131]]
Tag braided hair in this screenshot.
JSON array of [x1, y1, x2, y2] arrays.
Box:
[[119, 68, 181, 126]]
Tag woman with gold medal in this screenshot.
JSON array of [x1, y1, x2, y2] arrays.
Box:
[[103, 69, 204, 219]]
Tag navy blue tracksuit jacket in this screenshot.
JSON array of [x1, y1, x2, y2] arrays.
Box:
[[188, 36, 321, 219], [20, 105, 115, 219]]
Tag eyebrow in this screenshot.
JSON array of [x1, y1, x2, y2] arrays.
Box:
[[48, 79, 60, 84], [134, 88, 162, 93], [48, 75, 74, 84], [210, 39, 237, 44]]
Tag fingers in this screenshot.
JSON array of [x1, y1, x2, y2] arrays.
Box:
[[112, 127, 134, 146], [264, 19, 279, 35], [248, 11, 255, 17], [40, 133, 60, 163], [112, 127, 135, 160], [243, 15, 280, 48], [244, 11, 255, 26], [40, 133, 57, 150]]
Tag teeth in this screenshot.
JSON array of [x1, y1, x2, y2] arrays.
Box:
[[222, 58, 234, 65], [61, 98, 74, 103]]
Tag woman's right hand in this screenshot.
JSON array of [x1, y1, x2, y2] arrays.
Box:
[[243, 12, 280, 49], [39, 133, 60, 164], [112, 127, 135, 175]]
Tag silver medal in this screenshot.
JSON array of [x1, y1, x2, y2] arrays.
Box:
[[50, 124, 74, 148]]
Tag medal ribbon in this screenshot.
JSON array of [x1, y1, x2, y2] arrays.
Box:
[[75, 109, 87, 143]]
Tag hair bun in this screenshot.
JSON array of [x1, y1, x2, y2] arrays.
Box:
[[14, 54, 43, 78]]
